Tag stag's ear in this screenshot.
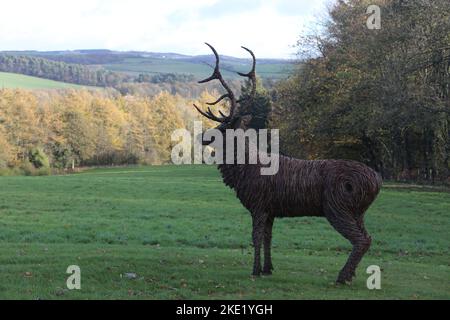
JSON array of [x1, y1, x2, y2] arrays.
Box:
[[233, 114, 253, 130]]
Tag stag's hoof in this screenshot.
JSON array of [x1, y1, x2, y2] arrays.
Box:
[[252, 269, 262, 277], [262, 266, 274, 276], [336, 272, 355, 285], [336, 278, 353, 285]]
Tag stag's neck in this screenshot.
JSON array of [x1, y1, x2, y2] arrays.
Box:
[[216, 141, 285, 190], [217, 157, 280, 190], [217, 164, 252, 190]]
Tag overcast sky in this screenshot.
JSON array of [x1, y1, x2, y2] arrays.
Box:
[[0, 0, 330, 58]]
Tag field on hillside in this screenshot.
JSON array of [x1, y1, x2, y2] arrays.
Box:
[[104, 57, 293, 80], [0, 72, 87, 90], [3, 51, 294, 81], [0, 166, 448, 300]]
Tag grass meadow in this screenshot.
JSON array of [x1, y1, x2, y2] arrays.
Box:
[[0, 72, 88, 90], [104, 57, 292, 80], [0, 166, 448, 300]]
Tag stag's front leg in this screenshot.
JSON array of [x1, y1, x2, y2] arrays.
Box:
[[325, 207, 372, 284], [251, 214, 266, 277], [263, 216, 275, 275]]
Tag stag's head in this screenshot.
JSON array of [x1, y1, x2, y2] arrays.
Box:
[[194, 43, 257, 137]]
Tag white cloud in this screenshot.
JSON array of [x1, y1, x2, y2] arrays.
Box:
[[0, 0, 329, 58]]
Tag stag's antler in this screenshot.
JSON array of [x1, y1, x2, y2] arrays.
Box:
[[237, 46, 257, 103], [193, 43, 237, 123], [194, 43, 257, 123]]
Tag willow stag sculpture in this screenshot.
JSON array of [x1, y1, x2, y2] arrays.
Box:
[[194, 43, 382, 284]]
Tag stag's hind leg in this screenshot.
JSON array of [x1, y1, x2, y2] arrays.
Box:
[[325, 206, 372, 284], [263, 216, 275, 275]]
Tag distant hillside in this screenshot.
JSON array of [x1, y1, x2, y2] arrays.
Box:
[[0, 72, 88, 89], [0, 50, 293, 96], [0, 54, 129, 87], [2, 49, 294, 80]]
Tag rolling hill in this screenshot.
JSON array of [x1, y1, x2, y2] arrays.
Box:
[[0, 72, 88, 90], [103, 57, 291, 79], [3, 49, 294, 80]]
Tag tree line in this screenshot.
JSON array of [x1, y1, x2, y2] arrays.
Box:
[[0, 54, 203, 89], [0, 53, 255, 100], [0, 54, 126, 87], [0, 88, 222, 175], [271, 0, 449, 184]]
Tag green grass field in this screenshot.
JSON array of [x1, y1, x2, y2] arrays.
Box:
[[0, 72, 87, 89], [104, 57, 293, 80], [0, 166, 448, 300]]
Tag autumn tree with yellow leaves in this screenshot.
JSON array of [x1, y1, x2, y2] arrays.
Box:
[[0, 88, 211, 174]]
